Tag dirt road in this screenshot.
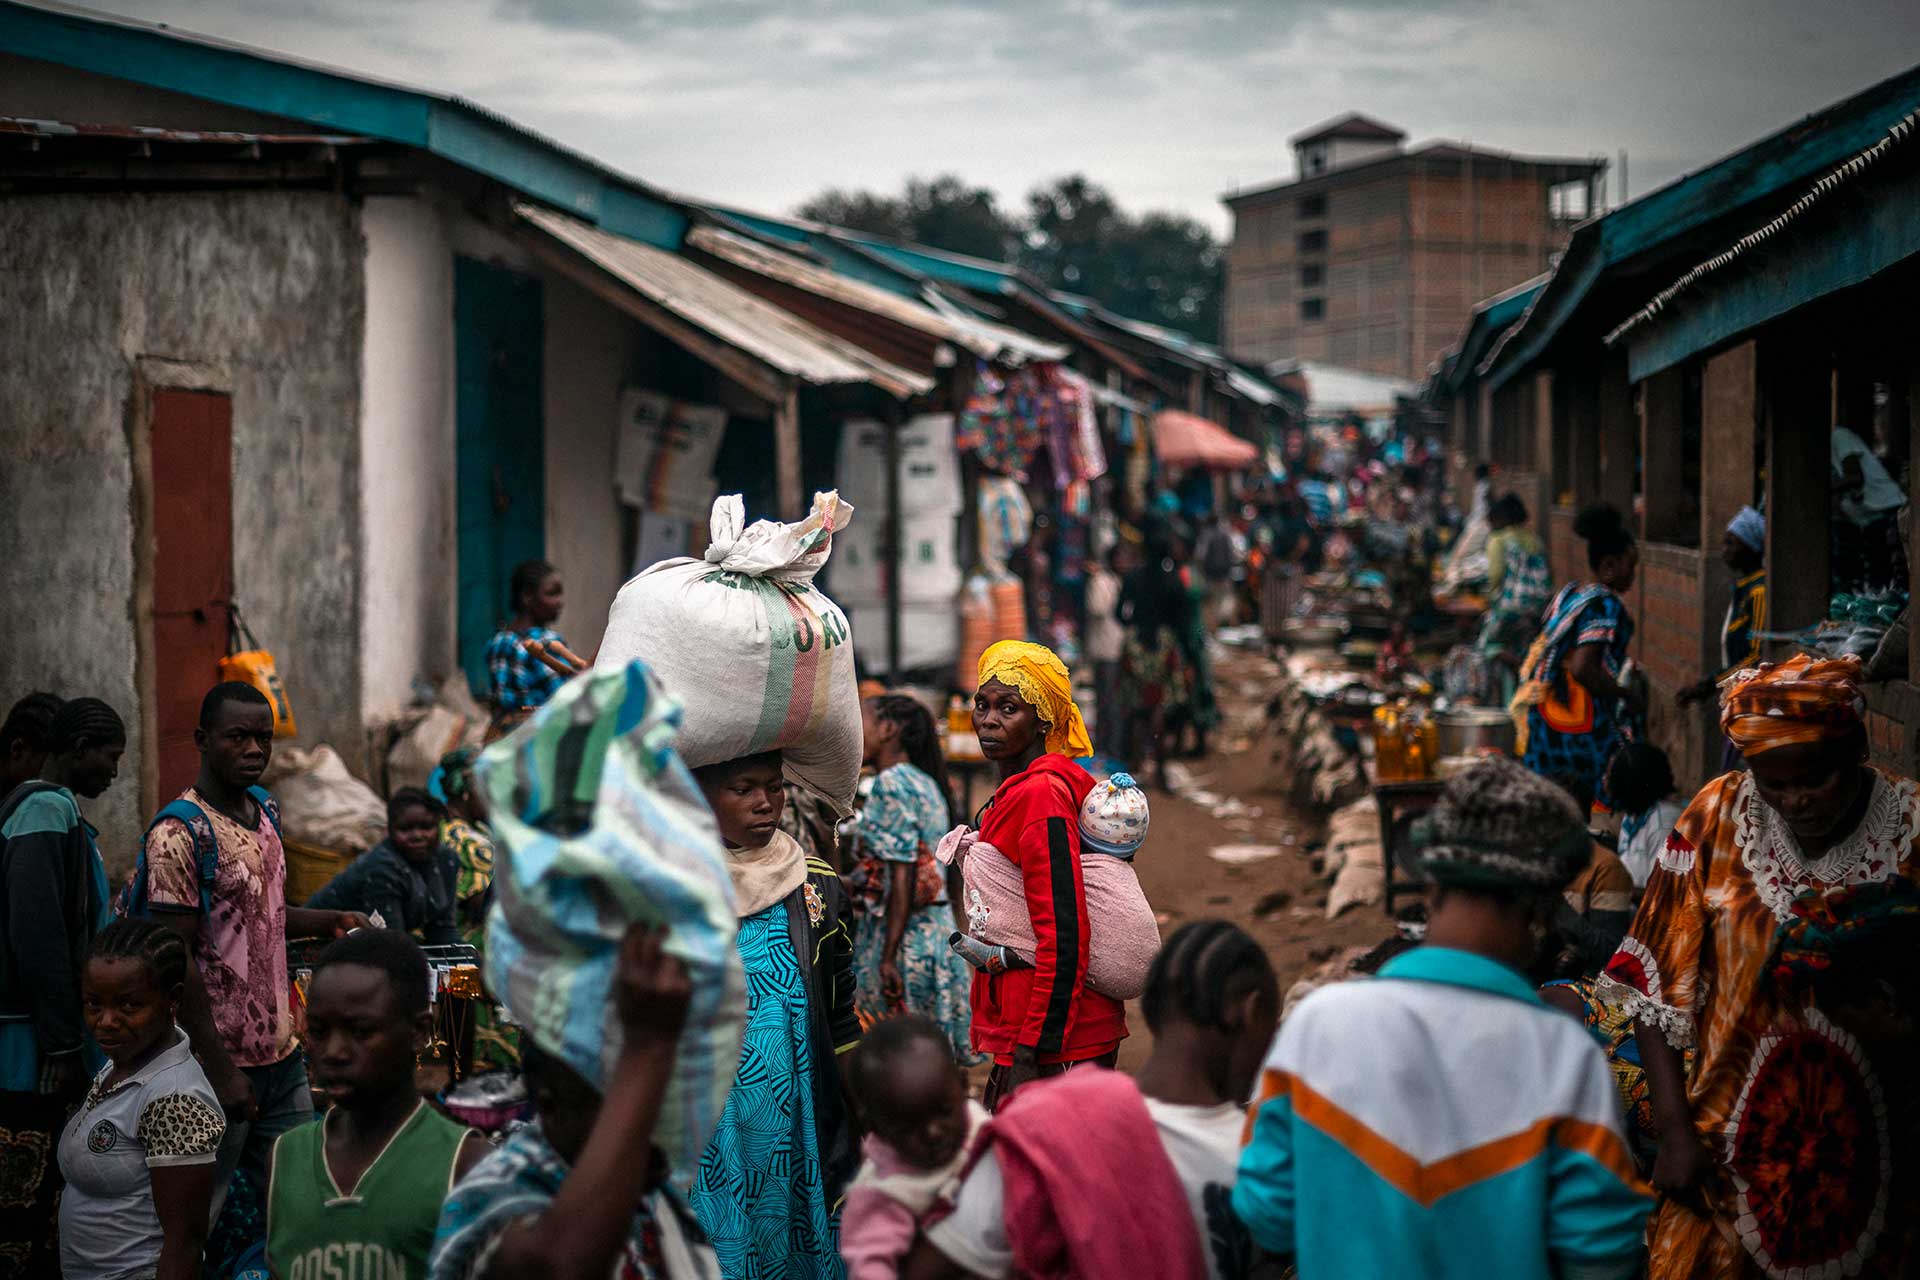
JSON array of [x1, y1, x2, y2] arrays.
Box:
[[1116, 641, 1396, 1070]]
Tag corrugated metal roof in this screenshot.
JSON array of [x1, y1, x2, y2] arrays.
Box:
[[1605, 109, 1920, 348], [686, 224, 1067, 365], [515, 203, 933, 399], [0, 116, 365, 145]]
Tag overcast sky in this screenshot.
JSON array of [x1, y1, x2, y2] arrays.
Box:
[[96, 0, 1920, 236]]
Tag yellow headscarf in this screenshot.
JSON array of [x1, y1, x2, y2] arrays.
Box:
[[977, 640, 1093, 758]]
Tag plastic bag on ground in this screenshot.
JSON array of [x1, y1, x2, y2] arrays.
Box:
[[477, 660, 744, 1173], [596, 491, 863, 814], [266, 745, 386, 854]]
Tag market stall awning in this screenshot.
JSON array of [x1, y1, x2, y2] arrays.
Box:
[[513, 203, 934, 403], [1152, 410, 1260, 470], [687, 224, 1068, 366]]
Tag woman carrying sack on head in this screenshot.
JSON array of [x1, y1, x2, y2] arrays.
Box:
[[967, 641, 1126, 1112], [688, 752, 859, 1280], [849, 694, 977, 1062]]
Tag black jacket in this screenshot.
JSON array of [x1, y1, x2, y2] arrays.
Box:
[[0, 782, 101, 1063], [779, 855, 861, 1204], [307, 840, 460, 945]]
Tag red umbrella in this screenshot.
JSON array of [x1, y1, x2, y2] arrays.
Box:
[[1151, 410, 1260, 470]]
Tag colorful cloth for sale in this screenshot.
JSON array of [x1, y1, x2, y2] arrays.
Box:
[[437, 815, 520, 1070], [689, 905, 845, 1280], [1235, 947, 1650, 1278], [848, 763, 977, 1062], [955, 361, 1042, 481], [1511, 583, 1635, 808], [1595, 766, 1920, 1279]]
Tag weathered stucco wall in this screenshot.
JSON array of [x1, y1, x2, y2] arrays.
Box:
[[543, 272, 650, 658], [360, 195, 457, 721], [0, 191, 365, 863]]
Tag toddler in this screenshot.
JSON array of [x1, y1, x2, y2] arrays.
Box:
[[936, 771, 1159, 999], [839, 1017, 986, 1280]]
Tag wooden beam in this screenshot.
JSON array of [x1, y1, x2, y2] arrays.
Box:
[[1761, 337, 1831, 639], [514, 229, 789, 407], [774, 384, 803, 521], [1640, 365, 1688, 545]]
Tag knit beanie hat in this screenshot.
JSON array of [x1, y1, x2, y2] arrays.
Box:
[[1080, 772, 1150, 859], [1411, 757, 1589, 892]]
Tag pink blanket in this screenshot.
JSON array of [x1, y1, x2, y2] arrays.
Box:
[[990, 1068, 1207, 1280], [935, 826, 1159, 999]]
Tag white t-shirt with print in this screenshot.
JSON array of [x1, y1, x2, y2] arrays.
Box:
[[925, 1097, 1253, 1280], [57, 1027, 226, 1280]]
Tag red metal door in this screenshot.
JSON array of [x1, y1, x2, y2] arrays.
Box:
[[150, 389, 233, 801]]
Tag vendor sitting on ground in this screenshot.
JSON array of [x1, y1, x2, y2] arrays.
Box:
[[307, 788, 459, 945]]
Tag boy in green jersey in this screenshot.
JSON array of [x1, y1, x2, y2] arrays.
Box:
[[269, 929, 488, 1279]]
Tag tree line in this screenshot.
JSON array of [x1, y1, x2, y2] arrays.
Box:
[[796, 174, 1223, 343]]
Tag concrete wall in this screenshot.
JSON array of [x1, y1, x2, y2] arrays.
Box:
[[0, 191, 365, 860], [542, 273, 651, 658], [359, 195, 457, 721]]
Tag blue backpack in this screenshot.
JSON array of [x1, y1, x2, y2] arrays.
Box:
[[116, 787, 280, 919]]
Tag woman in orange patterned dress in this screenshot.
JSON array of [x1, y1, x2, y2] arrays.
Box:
[[1597, 654, 1920, 1278]]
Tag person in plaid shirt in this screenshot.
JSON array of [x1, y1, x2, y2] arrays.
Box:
[[486, 560, 570, 736]]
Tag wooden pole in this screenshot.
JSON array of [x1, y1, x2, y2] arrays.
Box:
[[775, 383, 803, 521]]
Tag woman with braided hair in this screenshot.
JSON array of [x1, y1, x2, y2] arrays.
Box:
[[1, 690, 63, 797], [0, 696, 125, 1273], [58, 918, 225, 1280], [851, 694, 976, 1061]]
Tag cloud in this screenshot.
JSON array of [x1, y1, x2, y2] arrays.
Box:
[[78, 0, 1920, 233]]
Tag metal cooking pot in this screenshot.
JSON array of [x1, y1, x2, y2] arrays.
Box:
[[1433, 707, 1517, 758], [1280, 618, 1347, 650]]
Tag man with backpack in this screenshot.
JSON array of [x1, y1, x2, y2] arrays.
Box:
[[128, 682, 366, 1199]]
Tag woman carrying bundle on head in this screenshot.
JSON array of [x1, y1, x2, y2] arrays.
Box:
[[967, 641, 1127, 1112], [851, 694, 975, 1061], [689, 751, 859, 1280], [1597, 654, 1920, 1279], [1513, 503, 1644, 811]]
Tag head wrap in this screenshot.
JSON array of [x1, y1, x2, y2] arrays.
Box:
[[1411, 757, 1590, 892], [1720, 653, 1865, 756], [429, 745, 479, 804], [1727, 505, 1766, 553], [977, 640, 1093, 758]]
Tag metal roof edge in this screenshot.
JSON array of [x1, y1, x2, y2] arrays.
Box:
[[1222, 142, 1603, 207], [0, 0, 689, 247], [1605, 108, 1920, 350]]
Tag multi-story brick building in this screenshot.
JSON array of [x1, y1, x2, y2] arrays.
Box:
[[1223, 113, 1604, 379]]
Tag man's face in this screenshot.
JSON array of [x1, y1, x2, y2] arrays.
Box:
[[197, 700, 274, 789]]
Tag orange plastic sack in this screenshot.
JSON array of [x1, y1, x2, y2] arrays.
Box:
[[222, 608, 297, 737]]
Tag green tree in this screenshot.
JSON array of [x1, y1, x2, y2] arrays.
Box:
[[797, 174, 1013, 261], [793, 172, 1222, 341]]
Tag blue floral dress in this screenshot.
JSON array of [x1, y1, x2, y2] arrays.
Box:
[[690, 906, 842, 1280], [850, 764, 978, 1062]]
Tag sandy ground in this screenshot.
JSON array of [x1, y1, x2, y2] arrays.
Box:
[[1113, 640, 1398, 1072]]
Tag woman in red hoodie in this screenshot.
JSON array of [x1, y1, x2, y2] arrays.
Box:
[[968, 641, 1127, 1110]]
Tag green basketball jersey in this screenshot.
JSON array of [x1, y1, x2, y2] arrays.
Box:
[[268, 1102, 474, 1280]]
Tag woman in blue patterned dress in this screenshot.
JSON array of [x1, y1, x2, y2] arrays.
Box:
[[850, 695, 977, 1062], [1512, 504, 1644, 811], [690, 752, 858, 1280]]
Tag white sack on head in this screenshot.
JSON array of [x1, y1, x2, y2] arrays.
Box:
[[597, 491, 863, 814]]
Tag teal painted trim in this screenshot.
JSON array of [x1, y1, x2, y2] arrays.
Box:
[[0, 0, 687, 249], [715, 208, 816, 246], [1626, 168, 1920, 380], [1487, 62, 1920, 387], [850, 239, 1017, 295], [808, 237, 929, 299], [1, 2, 430, 139]]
